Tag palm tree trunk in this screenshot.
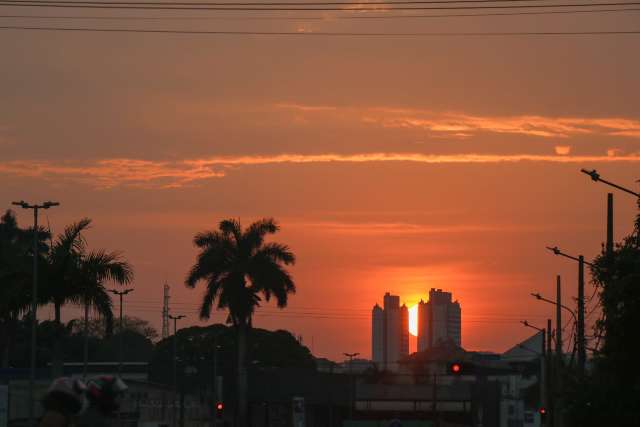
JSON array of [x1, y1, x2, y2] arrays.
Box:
[[0, 323, 9, 368], [236, 322, 249, 427], [83, 302, 89, 378], [52, 302, 63, 377]]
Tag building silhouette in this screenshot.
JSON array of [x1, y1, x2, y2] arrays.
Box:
[[372, 292, 409, 370], [417, 288, 461, 351]]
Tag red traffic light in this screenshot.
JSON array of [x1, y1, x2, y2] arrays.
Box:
[[216, 402, 224, 411], [450, 363, 462, 374], [539, 407, 547, 415]]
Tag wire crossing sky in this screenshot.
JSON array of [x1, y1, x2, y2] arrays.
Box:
[[2, 0, 638, 360]]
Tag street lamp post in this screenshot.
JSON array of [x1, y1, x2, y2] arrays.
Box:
[[169, 314, 186, 427], [109, 288, 134, 375], [522, 320, 548, 425], [532, 278, 572, 427], [343, 352, 360, 420], [530, 292, 577, 326], [581, 169, 640, 198], [12, 200, 59, 427], [521, 321, 546, 358], [546, 246, 590, 375]]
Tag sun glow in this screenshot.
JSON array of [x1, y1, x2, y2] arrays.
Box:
[[409, 305, 418, 337]]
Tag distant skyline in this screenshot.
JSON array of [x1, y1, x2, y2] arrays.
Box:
[[2, 6, 639, 360]]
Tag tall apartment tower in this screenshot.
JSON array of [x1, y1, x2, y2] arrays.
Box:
[[371, 292, 409, 370], [417, 288, 462, 351]]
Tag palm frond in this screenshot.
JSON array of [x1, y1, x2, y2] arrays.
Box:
[[53, 218, 91, 256], [199, 277, 224, 320], [219, 219, 242, 243], [247, 259, 295, 308], [254, 242, 296, 266], [83, 250, 134, 285], [185, 237, 234, 288], [243, 218, 279, 254]]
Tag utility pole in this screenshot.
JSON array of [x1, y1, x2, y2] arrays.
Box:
[[556, 276, 562, 363], [577, 256, 586, 375], [521, 320, 546, 424], [432, 372, 439, 427], [212, 333, 222, 427], [169, 314, 186, 427], [607, 193, 614, 257], [343, 352, 359, 420], [83, 301, 89, 379], [555, 275, 563, 427], [12, 200, 59, 427], [109, 288, 134, 375], [546, 247, 591, 376], [546, 318, 552, 427]]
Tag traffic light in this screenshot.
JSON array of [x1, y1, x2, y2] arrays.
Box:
[[539, 407, 547, 420], [448, 362, 463, 375], [215, 402, 224, 418]]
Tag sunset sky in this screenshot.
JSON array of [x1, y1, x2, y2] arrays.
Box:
[[1, 3, 639, 360]]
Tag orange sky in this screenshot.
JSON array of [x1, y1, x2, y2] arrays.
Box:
[[1, 5, 639, 360]]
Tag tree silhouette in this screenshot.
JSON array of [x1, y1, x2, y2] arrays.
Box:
[[0, 210, 48, 367], [185, 218, 296, 427], [44, 218, 133, 376]]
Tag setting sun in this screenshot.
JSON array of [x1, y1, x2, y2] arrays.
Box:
[[409, 305, 418, 337]]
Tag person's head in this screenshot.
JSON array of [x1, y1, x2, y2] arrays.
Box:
[[40, 377, 88, 427], [85, 376, 128, 415]]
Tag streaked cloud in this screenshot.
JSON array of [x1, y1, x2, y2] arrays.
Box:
[[554, 145, 571, 155], [287, 221, 543, 235], [276, 104, 640, 139], [0, 158, 225, 189], [2, 152, 640, 189]]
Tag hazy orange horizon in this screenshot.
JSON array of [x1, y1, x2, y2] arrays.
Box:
[[2, 5, 639, 361]]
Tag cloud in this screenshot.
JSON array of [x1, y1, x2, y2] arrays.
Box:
[[555, 145, 571, 155], [2, 152, 640, 189], [607, 148, 624, 157], [0, 158, 225, 189], [287, 220, 544, 235], [276, 104, 640, 139]]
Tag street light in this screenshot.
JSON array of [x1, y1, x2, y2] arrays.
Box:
[[12, 200, 59, 427], [109, 288, 134, 375], [580, 169, 640, 198], [343, 352, 360, 419], [545, 246, 589, 375], [169, 314, 186, 427], [530, 293, 577, 324], [521, 321, 546, 357], [545, 246, 594, 267], [521, 320, 549, 426]]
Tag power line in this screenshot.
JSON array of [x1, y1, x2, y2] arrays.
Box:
[[0, 0, 599, 5], [3, 7, 639, 19], [2, 1, 640, 11], [2, 25, 639, 35]]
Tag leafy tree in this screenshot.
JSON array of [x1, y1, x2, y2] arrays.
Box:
[[0, 210, 49, 367], [185, 218, 296, 427], [149, 324, 314, 391], [565, 202, 640, 426], [69, 315, 158, 341]]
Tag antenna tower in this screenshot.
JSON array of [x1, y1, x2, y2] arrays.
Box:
[[162, 283, 170, 339]]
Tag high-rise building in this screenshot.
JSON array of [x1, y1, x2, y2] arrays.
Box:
[[371, 292, 409, 370], [417, 288, 462, 351]]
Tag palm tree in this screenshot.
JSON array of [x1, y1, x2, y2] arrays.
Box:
[[44, 218, 134, 376], [185, 218, 296, 427]]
